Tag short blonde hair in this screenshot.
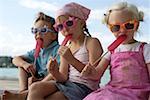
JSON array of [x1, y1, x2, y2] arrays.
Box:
[[102, 2, 144, 24]]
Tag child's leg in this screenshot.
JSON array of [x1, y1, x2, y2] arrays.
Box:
[[18, 67, 29, 92], [27, 81, 58, 100], [45, 91, 68, 100]]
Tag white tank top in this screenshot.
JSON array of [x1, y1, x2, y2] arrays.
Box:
[[69, 36, 100, 90]]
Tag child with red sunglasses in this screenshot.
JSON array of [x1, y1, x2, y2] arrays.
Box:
[[1, 12, 60, 100], [27, 2, 103, 100], [82, 2, 150, 100]]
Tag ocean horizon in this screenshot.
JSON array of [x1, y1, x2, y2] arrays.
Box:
[[0, 68, 18, 80]]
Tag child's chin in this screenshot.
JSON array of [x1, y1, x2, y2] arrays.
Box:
[[122, 41, 128, 44]]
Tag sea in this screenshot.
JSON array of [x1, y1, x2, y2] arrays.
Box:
[[0, 68, 110, 86], [0, 68, 18, 80]]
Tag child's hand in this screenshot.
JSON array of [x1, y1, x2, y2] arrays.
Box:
[[81, 63, 99, 80], [47, 58, 59, 75], [23, 63, 36, 76], [58, 46, 74, 63]]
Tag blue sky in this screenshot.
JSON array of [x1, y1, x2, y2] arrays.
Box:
[[0, 0, 149, 56]]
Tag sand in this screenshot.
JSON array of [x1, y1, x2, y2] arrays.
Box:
[[0, 79, 19, 95]]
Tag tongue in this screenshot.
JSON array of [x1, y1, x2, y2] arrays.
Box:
[[108, 34, 127, 51], [61, 34, 72, 46], [34, 38, 43, 59]]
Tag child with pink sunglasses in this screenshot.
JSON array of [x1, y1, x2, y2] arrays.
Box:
[[82, 2, 150, 100], [27, 2, 103, 100]]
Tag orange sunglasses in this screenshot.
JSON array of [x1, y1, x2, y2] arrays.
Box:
[[108, 20, 138, 33]]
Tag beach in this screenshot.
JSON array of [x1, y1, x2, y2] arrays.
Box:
[[0, 78, 19, 95], [0, 68, 19, 95]]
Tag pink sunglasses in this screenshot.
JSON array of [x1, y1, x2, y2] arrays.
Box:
[[54, 17, 77, 32]]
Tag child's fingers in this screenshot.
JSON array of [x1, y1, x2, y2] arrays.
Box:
[[29, 68, 36, 77], [48, 58, 57, 72], [58, 46, 68, 56]]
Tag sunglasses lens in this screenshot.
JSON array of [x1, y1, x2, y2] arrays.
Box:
[[111, 25, 120, 32], [40, 28, 47, 33], [31, 28, 37, 34], [125, 23, 134, 30], [56, 24, 63, 31], [66, 20, 73, 27]]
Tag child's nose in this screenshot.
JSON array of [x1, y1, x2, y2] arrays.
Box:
[[120, 26, 126, 33], [62, 26, 69, 32]]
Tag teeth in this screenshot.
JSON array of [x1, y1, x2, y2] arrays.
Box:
[[119, 33, 124, 36]]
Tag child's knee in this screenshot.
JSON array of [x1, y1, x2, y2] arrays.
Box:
[[29, 82, 41, 92]]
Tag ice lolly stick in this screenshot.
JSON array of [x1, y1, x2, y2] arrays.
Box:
[[92, 35, 127, 66]]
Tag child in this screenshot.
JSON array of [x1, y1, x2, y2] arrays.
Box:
[[82, 2, 150, 100], [1, 12, 60, 100], [27, 2, 103, 100]]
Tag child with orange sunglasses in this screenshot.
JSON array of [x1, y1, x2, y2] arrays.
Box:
[[82, 2, 150, 100]]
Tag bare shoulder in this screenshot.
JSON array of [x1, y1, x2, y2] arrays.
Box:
[[86, 37, 103, 56], [86, 37, 102, 48]]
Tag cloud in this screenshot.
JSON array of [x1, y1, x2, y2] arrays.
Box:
[[19, 0, 59, 12], [90, 8, 106, 20], [0, 25, 7, 33], [139, 6, 150, 20], [0, 24, 34, 56]]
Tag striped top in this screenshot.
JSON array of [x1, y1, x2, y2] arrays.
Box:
[[69, 36, 100, 90]]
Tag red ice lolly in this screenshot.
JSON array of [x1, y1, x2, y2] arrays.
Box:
[[108, 34, 127, 51], [61, 34, 72, 46], [92, 34, 127, 66], [53, 34, 72, 59], [34, 38, 43, 59]]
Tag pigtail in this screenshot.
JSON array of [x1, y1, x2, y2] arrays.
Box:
[[138, 11, 144, 21], [83, 25, 91, 37]]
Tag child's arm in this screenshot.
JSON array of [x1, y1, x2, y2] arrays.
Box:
[[87, 38, 103, 66], [58, 37, 103, 72], [13, 56, 29, 67], [57, 45, 85, 72], [95, 58, 109, 78], [81, 57, 109, 80], [12, 56, 36, 75], [46, 56, 69, 82]]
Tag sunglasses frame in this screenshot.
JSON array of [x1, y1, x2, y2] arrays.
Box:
[[108, 20, 138, 33], [54, 17, 77, 32], [31, 25, 56, 35]]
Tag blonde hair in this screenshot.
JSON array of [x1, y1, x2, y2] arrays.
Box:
[[102, 2, 144, 25]]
